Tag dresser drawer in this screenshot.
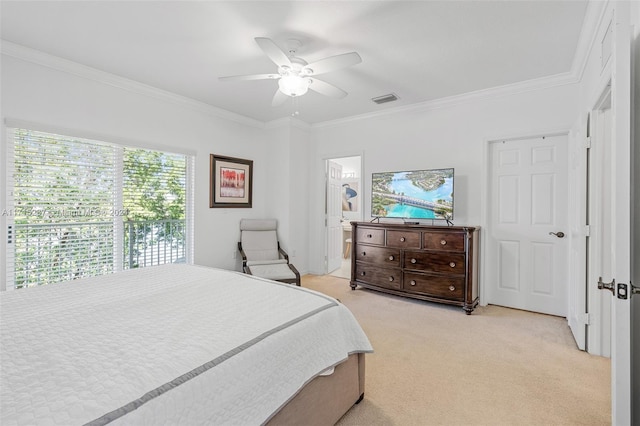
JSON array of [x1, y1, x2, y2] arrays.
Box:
[[423, 231, 465, 251], [403, 251, 466, 274], [404, 272, 464, 300], [354, 264, 402, 290], [386, 230, 421, 249], [356, 227, 385, 245], [355, 245, 400, 267]]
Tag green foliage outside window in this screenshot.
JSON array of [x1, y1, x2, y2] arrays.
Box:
[[10, 129, 187, 287], [122, 149, 187, 269]]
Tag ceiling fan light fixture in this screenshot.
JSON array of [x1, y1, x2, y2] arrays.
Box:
[[220, 37, 360, 104], [278, 75, 310, 97]]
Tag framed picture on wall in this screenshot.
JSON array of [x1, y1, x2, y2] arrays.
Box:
[[210, 154, 253, 208]]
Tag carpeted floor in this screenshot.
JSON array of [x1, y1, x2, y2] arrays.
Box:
[[302, 274, 611, 426]]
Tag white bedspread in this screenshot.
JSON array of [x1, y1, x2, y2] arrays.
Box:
[[0, 264, 373, 425]]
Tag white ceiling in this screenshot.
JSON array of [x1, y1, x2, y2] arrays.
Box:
[[1, 1, 590, 125]]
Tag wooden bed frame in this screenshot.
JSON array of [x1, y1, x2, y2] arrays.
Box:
[[267, 353, 365, 425]]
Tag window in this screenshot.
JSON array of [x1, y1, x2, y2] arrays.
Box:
[[122, 148, 189, 269], [5, 128, 194, 290]]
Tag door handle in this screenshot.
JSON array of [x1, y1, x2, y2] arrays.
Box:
[[598, 277, 639, 299], [549, 231, 565, 238]]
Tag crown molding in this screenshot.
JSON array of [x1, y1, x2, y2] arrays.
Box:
[[264, 117, 292, 130], [0, 40, 266, 129], [570, 0, 609, 82], [3, 0, 607, 134], [313, 71, 579, 129], [313, 1, 605, 130], [289, 117, 311, 131], [264, 116, 311, 130]]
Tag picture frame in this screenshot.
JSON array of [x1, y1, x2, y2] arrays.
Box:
[[210, 154, 253, 208]]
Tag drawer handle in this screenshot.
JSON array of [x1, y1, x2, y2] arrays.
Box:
[[362, 252, 366, 256], [449, 262, 456, 268], [410, 280, 417, 286], [449, 285, 456, 291], [360, 271, 366, 276], [389, 276, 394, 282], [400, 237, 406, 242], [367, 234, 373, 238], [440, 239, 447, 245], [388, 255, 394, 261], [410, 258, 417, 264]]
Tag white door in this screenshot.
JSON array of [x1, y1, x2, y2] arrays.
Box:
[[596, 78, 634, 426], [326, 160, 343, 273], [487, 134, 569, 316], [601, 4, 634, 423], [566, 121, 589, 350], [632, 4, 640, 422]]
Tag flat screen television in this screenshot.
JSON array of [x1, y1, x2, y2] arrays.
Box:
[[371, 168, 454, 220]]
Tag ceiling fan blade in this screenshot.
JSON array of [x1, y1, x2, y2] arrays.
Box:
[[219, 73, 280, 82], [255, 37, 291, 68], [308, 78, 347, 99], [271, 89, 289, 107], [304, 52, 362, 76]]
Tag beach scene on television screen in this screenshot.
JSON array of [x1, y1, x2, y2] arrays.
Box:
[[372, 169, 453, 219]]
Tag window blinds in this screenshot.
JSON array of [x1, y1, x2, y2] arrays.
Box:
[[122, 148, 188, 269], [5, 128, 192, 290], [7, 129, 119, 288]]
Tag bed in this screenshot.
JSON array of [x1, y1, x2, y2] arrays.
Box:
[[0, 264, 373, 425]]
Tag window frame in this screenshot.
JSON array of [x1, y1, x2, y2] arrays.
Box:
[[4, 124, 195, 290]]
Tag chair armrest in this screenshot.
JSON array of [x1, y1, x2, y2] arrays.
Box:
[[238, 241, 248, 266], [287, 263, 301, 286], [288, 262, 300, 277], [277, 242, 290, 262]]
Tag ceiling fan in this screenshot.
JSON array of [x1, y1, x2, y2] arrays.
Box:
[[219, 37, 362, 106]]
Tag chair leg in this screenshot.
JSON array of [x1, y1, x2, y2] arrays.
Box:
[[344, 239, 351, 259]]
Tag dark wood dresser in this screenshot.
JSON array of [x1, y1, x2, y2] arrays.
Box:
[[350, 222, 480, 314]]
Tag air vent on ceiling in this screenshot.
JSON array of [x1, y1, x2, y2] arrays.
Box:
[[372, 93, 399, 104]]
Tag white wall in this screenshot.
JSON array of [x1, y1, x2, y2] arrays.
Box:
[[288, 124, 312, 273], [0, 52, 278, 287], [262, 121, 311, 273], [307, 84, 580, 273]]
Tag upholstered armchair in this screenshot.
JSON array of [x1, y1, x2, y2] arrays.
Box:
[[237, 219, 301, 286]]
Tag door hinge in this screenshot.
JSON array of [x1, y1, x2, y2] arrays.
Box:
[[583, 225, 590, 237], [585, 136, 591, 149], [578, 313, 591, 325]]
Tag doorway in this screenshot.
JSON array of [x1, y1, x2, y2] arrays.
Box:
[[325, 155, 362, 279]]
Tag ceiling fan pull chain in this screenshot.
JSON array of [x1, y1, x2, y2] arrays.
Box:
[[291, 97, 300, 117]]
